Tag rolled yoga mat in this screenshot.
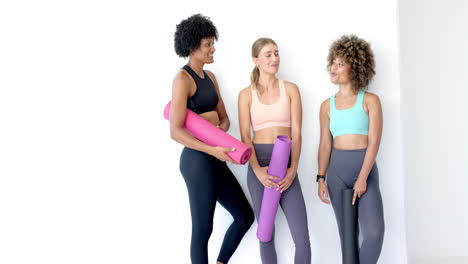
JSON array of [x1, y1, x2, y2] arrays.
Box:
[[256, 135, 292, 242], [163, 101, 252, 165], [342, 188, 359, 264]]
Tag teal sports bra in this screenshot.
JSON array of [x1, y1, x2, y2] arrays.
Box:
[[329, 91, 369, 138]]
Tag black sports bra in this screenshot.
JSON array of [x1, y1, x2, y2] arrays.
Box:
[[183, 65, 219, 114]]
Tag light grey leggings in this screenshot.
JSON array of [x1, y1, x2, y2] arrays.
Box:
[[247, 144, 311, 264], [327, 148, 385, 264]]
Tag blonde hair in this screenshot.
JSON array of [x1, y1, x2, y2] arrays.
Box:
[[250, 38, 277, 86]]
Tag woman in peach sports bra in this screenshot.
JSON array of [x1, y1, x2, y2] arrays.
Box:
[[238, 38, 311, 264]]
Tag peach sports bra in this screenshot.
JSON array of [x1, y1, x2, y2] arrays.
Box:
[[250, 79, 291, 131]]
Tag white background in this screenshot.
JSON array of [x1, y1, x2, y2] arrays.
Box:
[[8, 0, 468, 263], [399, 0, 468, 263]]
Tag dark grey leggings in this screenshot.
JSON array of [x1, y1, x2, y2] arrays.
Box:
[[247, 144, 311, 264], [327, 148, 385, 264], [180, 147, 254, 264]]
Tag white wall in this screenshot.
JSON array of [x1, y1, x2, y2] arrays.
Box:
[[398, 0, 468, 263], [0, 0, 407, 263]]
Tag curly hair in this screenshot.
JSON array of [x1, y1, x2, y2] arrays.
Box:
[[327, 35, 375, 91], [174, 14, 218, 58]]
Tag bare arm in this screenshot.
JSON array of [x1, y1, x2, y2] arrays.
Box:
[[317, 99, 332, 204], [318, 99, 333, 178], [169, 71, 234, 162], [238, 88, 260, 170], [352, 93, 383, 204], [207, 71, 230, 132], [358, 93, 383, 181], [288, 83, 302, 173], [277, 83, 302, 192], [238, 88, 278, 188]]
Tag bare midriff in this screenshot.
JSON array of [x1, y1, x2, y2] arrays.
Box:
[[333, 134, 368, 149], [252, 126, 291, 144], [199, 110, 220, 127]]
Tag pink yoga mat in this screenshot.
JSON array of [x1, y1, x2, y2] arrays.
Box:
[[257, 135, 292, 242], [163, 101, 252, 165]]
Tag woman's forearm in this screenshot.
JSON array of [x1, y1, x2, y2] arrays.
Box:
[[318, 143, 332, 176], [170, 125, 213, 155], [358, 142, 379, 181], [241, 133, 261, 171], [290, 134, 302, 173]]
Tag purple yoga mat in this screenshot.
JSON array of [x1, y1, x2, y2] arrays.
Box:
[[257, 135, 292, 242], [163, 101, 252, 164]]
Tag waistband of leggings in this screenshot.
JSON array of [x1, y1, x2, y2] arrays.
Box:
[[332, 148, 367, 153], [253, 144, 274, 158]]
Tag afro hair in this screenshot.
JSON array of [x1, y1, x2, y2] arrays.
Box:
[[327, 35, 376, 91], [174, 14, 218, 58]]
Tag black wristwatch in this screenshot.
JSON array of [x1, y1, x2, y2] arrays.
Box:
[[316, 174, 326, 182]]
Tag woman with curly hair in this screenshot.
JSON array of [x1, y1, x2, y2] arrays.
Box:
[[238, 38, 311, 263], [169, 14, 254, 264], [316, 35, 385, 263]]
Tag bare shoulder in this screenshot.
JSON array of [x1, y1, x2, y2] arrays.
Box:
[[172, 69, 194, 99], [283, 80, 299, 91], [205, 70, 217, 81], [239, 86, 252, 100], [172, 70, 194, 98], [320, 98, 330, 117], [239, 86, 251, 94], [174, 68, 192, 84], [364, 91, 381, 105], [321, 98, 330, 108], [282, 80, 300, 98]]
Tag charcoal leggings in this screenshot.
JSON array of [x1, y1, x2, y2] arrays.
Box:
[[327, 148, 385, 264], [247, 144, 311, 264], [180, 147, 254, 264]]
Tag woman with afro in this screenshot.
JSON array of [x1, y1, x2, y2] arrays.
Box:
[[169, 14, 254, 264], [316, 35, 385, 263]]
